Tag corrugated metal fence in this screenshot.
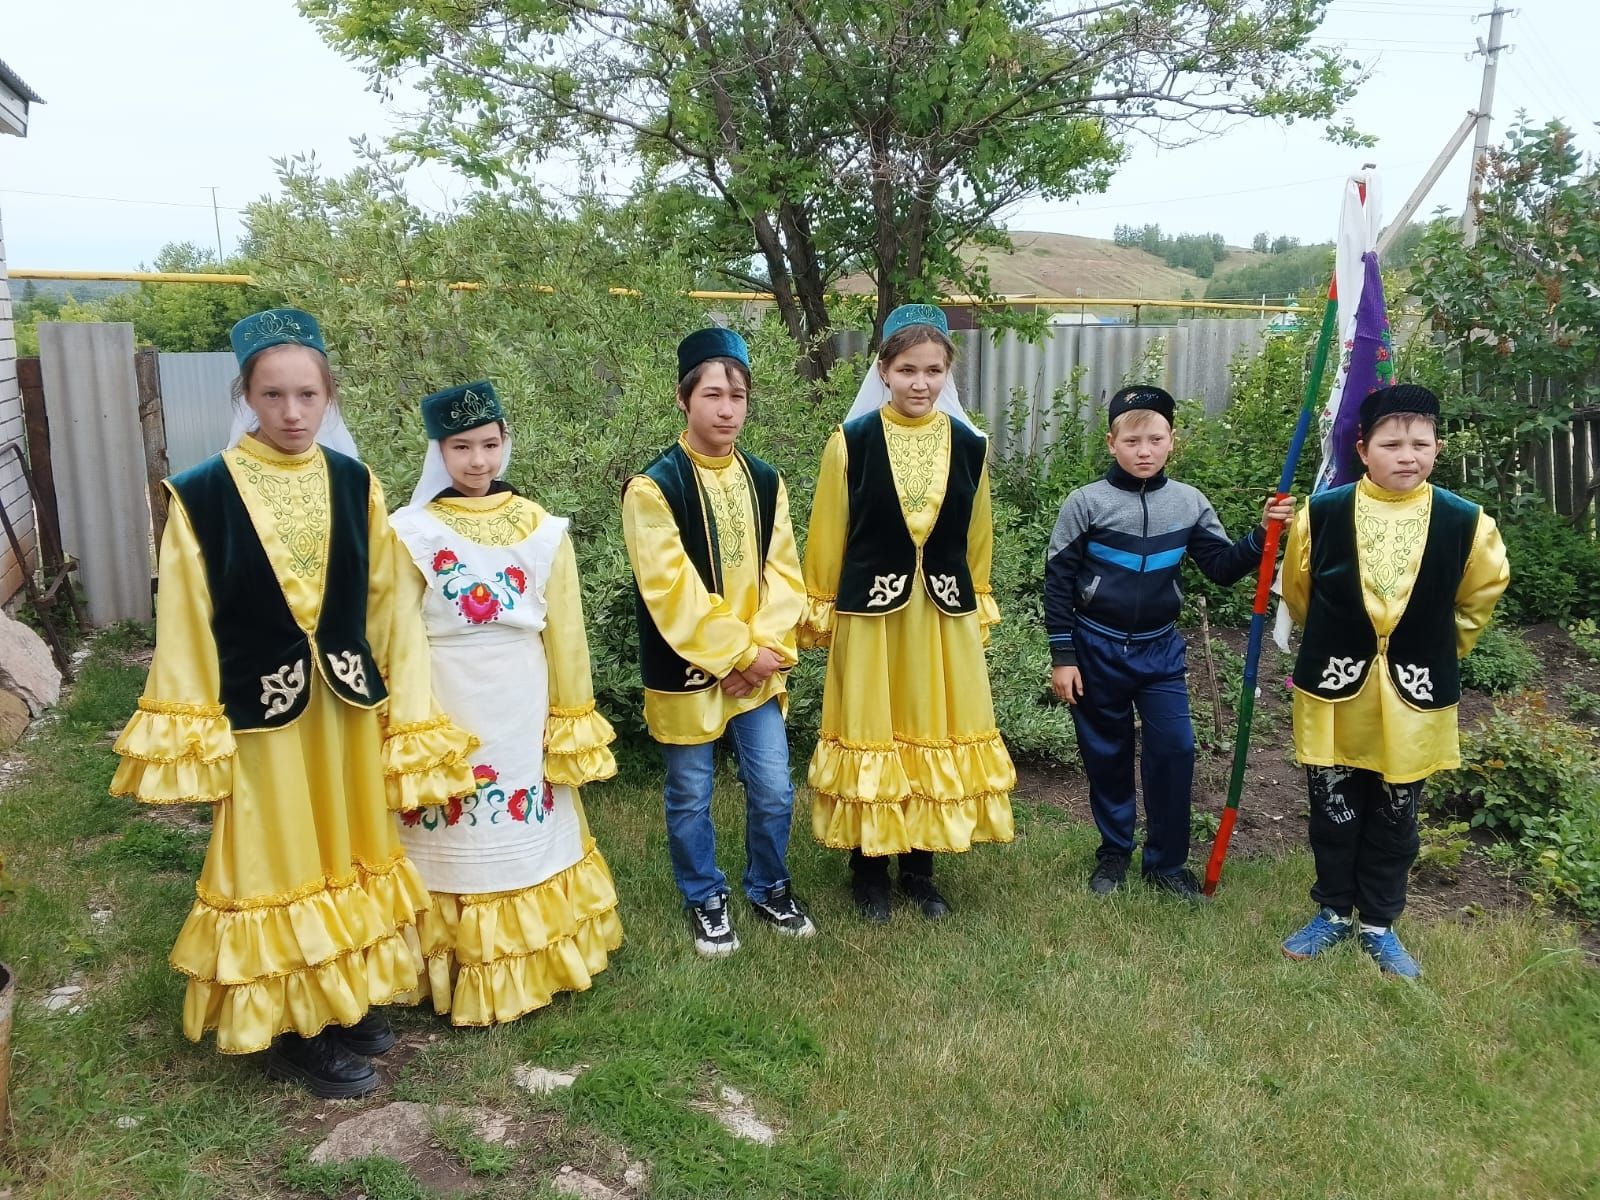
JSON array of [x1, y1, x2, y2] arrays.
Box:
[[158, 351, 236, 474], [839, 317, 1271, 459]]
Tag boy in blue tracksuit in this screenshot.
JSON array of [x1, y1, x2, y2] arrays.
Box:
[[1045, 386, 1292, 899]]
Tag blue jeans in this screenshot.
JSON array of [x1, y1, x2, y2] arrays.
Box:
[[1069, 619, 1197, 876], [659, 697, 795, 906]]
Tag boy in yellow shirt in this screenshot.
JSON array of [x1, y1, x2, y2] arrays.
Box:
[[1280, 385, 1508, 978]]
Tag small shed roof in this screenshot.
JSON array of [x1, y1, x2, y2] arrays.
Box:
[[0, 58, 44, 105]]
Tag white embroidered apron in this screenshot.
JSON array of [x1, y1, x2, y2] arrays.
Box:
[[391, 507, 583, 894]]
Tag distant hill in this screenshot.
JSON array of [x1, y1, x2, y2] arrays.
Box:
[[837, 231, 1273, 307], [12, 278, 136, 303]]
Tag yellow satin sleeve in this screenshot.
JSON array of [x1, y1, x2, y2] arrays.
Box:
[[366, 477, 478, 810], [750, 477, 804, 666], [799, 428, 848, 649], [110, 495, 236, 804], [542, 530, 618, 787], [969, 463, 1001, 641], [1281, 502, 1312, 627], [1456, 511, 1510, 657], [621, 475, 760, 678]]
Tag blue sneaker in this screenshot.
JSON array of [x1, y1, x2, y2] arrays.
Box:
[[1281, 908, 1354, 960], [1358, 927, 1422, 980]]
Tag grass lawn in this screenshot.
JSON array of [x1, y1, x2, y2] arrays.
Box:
[[1, 630, 1597, 1199]]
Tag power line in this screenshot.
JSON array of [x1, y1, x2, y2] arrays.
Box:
[[0, 187, 245, 212]]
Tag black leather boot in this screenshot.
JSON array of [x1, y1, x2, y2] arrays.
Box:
[[263, 1031, 380, 1099], [324, 1011, 397, 1057]]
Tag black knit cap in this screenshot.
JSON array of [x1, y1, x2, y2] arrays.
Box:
[[1359, 384, 1439, 439], [1108, 385, 1175, 426]]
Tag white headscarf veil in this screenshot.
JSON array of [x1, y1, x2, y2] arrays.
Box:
[[842, 305, 982, 433]]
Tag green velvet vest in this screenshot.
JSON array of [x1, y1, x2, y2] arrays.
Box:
[[836, 411, 985, 617], [168, 448, 387, 731], [629, 443, 780, 693], [1291, 483, 1481, 710]]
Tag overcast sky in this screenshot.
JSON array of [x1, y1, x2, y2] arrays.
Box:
[[3, 0, 1597, 280]]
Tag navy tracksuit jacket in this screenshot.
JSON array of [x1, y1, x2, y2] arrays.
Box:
[[1044, 463, 1264, 875]]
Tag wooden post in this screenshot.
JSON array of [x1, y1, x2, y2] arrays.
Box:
[[16, 357, 63, 573], [133, 348, 170, 552], [1197, 595, 1224, 742]]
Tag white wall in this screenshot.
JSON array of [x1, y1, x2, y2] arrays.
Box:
[[0, 205, 38, 605]]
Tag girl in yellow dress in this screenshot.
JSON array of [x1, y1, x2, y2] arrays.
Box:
[[110, 308, 477, 1097], [800, 304, 1015, 922], [389, 381, 623, 1025]]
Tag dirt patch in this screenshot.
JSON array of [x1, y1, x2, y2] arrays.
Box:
[[1017, 622, 1598, 941]]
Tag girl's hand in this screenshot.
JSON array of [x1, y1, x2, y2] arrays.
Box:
[[1263, 494, 1296, 525], [1051, 665, 1083, 705]]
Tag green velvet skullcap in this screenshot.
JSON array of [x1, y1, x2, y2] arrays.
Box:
[[421, 381, 505, 440], [230, 307, 326, 370], [677, 327, 750, 380], [880, 303, 949, 341]]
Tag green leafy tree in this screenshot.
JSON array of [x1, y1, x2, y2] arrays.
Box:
[[1411, 119, 1600, 515], [99, 243, 284, 353], [302, 0, 1363, 374]]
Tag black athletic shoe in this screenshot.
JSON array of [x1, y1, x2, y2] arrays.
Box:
[[899, 872, 952, 920], [324, 1011, 397, 1057], [263, 1031, 381, 1099], [1089, 851, 1130, 896], [1144, 867, 1206, 903], [687, 892, 740, 958], [852, 873, 892, 924], [748, 884, 818, 938]]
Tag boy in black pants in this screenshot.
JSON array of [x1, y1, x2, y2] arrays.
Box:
[[1046, 386, 1291, 899], [1279, 385, 1507, 977]]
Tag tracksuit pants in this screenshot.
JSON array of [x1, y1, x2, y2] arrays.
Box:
[[1069, 619, 1196, 877]]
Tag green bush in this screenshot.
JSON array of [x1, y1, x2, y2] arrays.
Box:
[[1493, 505, 1600, 624], [1459, 621, 1539, 694], [1432, 699, 1600, 917]]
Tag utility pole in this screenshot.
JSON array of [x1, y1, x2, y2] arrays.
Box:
[[209, 186, 225, 266], [1462, 6, 1512, 247]]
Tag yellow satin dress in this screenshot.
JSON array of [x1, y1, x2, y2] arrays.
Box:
[[110, 435, 477, 1054], [401, 493, 623, 1026], [621, 436, 805, 745], [800, 405, 1016, 854], [1282, 476, 1510, 782]]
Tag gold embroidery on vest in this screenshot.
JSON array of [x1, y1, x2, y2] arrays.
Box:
[[884, 418, 948, 514], [701, 465, 752, 569], [232, 452, 330, 583]]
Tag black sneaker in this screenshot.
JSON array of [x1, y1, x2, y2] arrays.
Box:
[[1089, 851, 1130, 896], [851, 872, 892, 924], [687, 892, 740, 958], [899, 872, 952, 920], [749, 884, 818, 938], [324, 1010, 397, 1057], [1144, 867, 1206, 903], [263, 1031, 380, 1099]]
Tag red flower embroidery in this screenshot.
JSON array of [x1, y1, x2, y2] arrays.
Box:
[[508, 788, 529, 822], [432, 548, 459, 573], [504, 565, 527, 594], [541, 781, 556, 814], [459, 581, 501, 624], [401, 809, 422, 827], [473, 763, 499, 787], [445, 796, 464, 826]]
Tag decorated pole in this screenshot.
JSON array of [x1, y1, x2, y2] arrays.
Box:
[[1201, 170, 1390, 896], [1201, 286, 1338, 897]]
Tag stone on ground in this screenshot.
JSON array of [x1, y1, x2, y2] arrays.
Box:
[[691, 1084, 778, 1144], [513, 1062, 587, 1094], [308, 1101, 513, 1165], [0, 611, 61, 716]]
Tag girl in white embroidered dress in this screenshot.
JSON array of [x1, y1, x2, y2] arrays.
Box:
[[390, 382, 623, 1026]]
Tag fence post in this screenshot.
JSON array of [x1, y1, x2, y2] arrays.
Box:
[[133, 348, 171, 551], [16, 357, 62, 572]]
